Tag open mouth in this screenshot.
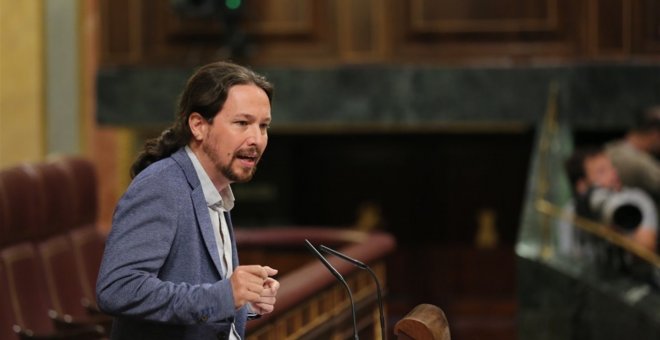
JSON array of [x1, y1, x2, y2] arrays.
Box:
[[235, 150, 260, 165]]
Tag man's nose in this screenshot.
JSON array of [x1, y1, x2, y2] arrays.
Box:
[[246, 125, 267, 146]]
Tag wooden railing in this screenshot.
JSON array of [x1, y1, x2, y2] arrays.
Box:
[[535, 199, 660, 267], [235, 227, 396, 340]]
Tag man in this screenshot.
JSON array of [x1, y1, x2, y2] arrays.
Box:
[[560, 146, 657, 257], [96, 61, 279, 340], [606, 106, 660, 203]]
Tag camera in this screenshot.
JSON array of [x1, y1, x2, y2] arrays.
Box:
[[576, 187, 657, 232]]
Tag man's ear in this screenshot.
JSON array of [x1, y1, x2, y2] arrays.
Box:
[[188, 112, 208, 142]]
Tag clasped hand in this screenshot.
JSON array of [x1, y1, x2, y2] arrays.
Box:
[[230, 265, 279, 314]]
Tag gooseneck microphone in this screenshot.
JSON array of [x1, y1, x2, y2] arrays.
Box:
[[304, 239, 359, 340], [320, 244, 386, 340]]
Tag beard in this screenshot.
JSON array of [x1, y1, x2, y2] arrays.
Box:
[[221, 159, 257, 183], [201, 138, 259, 184]]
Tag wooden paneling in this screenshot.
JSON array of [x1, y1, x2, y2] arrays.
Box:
[[98, 0, 660, 67], [409, 0, 559, 33], [246, 0, 313, 35], [337, 0, 387, 63], [99, 0, 142, 64], [632, 0, 660, 54], [592, 0, 628, 55], [99, 0, 338, 66], [245, 0, 338, 65], [388, 0, 584, 64]]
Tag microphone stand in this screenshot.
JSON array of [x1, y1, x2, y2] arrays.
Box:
[[304, 240, 359, 340], [320, 244, 386, 340]]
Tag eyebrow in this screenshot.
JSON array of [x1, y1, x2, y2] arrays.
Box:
[[234, 113, 271, 123]]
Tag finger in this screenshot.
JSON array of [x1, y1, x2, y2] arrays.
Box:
[[233, 268, 267, 285], [263, 278, 280, 291], [256, 295, 276, 304], [234, 289, 261, 309], [259, 290, 277, 298], [236, 265, 269, 278], [252, 302, 274, 314], [262, 266, 278, 277]]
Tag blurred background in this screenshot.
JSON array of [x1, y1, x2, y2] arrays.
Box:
[[2, 1, 660, 339]]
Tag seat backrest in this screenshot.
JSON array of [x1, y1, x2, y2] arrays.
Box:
[[34, 161, 78, 235], [0, 164, 46, 243], [395, 304, 451, 340], [69, 226, 106, 304], [38, 234, 88, 317], [58, 157, 98, 229], [0, 242, 55, 333], [0, 178, 9, 246], [0, 260, 19, 340]]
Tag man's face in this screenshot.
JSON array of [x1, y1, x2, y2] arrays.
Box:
[[583, 153, 621, 191], [197, 84, 271, 188]]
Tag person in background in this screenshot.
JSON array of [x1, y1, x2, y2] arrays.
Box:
[[97, 61, 279, 340], [559, 146, 657, 257], [606, 106, 660, 203]]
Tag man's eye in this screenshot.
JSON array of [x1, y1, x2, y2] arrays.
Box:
[[260, 124, 270, 130], [236, 121, 248, 126]]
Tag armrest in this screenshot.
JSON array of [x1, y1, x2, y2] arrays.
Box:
[[80, 298, 102, 316], [13, 324, 105, 340], [48, 310, 111, 334]]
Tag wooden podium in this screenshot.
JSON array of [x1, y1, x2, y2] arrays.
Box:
[[236, 227, 395, 340]]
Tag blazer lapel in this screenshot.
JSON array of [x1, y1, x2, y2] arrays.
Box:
[[173, 148, 225, 277], [191, 185, 225, 277], [224, 211, 239, 268]]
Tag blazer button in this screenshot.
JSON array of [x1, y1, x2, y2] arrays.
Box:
[[200, 315, 208, 322]]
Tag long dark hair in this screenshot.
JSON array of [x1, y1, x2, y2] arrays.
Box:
[[130, 61, 273, 178]]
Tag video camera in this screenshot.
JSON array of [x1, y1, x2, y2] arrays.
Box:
[[576, 187, 657, 232]]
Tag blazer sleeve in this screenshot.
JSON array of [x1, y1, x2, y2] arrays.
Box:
[[96, 170, 236, 325]]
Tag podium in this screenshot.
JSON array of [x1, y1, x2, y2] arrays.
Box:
[[236, 227, 395, 339]]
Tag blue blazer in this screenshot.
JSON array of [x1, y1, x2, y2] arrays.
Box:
[[97, 148, 247, 340]]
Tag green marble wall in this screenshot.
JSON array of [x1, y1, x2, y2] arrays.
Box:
[[97, 64, 660, 128]]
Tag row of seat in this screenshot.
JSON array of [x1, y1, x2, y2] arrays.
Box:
[[0, 157, 110, 339]]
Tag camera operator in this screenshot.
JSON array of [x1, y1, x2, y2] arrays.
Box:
[[559, 146, 658, 258], [606, 106, 660, 204]]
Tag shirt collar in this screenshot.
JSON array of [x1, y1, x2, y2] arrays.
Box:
[[185, 146, 235, 211]]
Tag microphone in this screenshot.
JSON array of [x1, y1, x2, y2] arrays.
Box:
[[320, 244, 386, 340], [304, 239, 358, 340]]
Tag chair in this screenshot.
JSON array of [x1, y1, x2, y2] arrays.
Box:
[[34, 161, 78, 235], [57, 157, 98, 230], [68, 226, 106, 310], [38, 234, 96, 318], [0, 164, 45, 243], [0, 175, 9, 246], [57, 157, 106, 312], [0, 260, 19, 340], [37, 234, 112, 329], [395, 304, 451, 340], [0, 242, 106, 339]]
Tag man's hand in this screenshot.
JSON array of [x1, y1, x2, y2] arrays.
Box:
[[249, 276, 280, 315], [230, 265, 278, 309]]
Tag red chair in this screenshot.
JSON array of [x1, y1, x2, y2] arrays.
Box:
[[34, 161, 77, 236], [68, 226, 106, 310], [0, 176, 9, 246], [0, 242, 106, 339], [0, 164, 45, 243], [38, 235, 94, 318], [0, 260, 19, 340], [57, 157, 98, 230]]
